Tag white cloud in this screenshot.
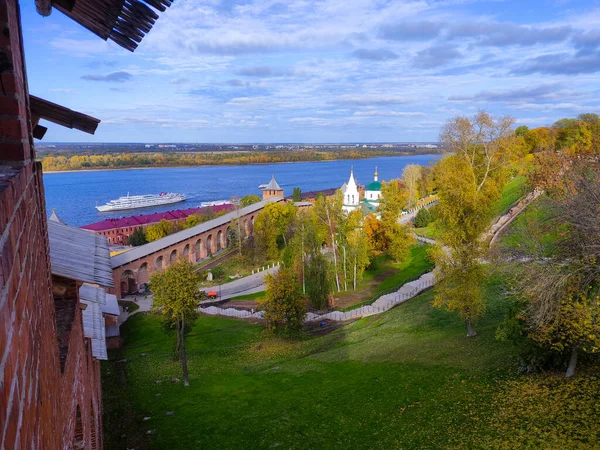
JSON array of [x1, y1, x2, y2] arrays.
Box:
[[31, 0, 600, 142]]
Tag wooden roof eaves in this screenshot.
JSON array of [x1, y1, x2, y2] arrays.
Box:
[[43, 0, 174, 52], [30, 95, 100, 135]]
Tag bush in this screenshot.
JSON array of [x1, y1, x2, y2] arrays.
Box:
[[210, 266, 225, 280], [127, 227, 147, 246], [414, 207, 433, 228], [496, 303, 567, 373], [428, 203, 440, 220]]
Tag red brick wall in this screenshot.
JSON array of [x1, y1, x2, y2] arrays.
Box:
[[0, 1, 103, 449], [110, 216, 254, 298]]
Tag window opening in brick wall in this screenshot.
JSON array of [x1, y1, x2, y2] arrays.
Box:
[[73, 405, 84, 449], [52, 276, 78, 372]]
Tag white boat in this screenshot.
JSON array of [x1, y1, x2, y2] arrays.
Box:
[[200, 200, 230, 207], [96, 192, 186, 212]]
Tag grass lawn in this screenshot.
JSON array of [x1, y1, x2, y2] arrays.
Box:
[[332, 244, 433, 309], [497, 196, 559, 255], [413, 222, 442, 240], [228, 291, 265, 302], [199, 255, 277, 287], [102, 277, 600, 449], [490, 176, 528, 217]]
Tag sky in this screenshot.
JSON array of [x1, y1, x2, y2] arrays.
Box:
[[23, 0, 600, 143]]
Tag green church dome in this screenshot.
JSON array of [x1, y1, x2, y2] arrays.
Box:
[[366, 181, 382, 191]]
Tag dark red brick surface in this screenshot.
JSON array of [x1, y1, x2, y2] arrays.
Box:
[[1, 2, 104, 449]]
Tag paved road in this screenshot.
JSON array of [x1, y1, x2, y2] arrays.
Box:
[[399, 200, 438, 224], [201, 265, 280, 301]]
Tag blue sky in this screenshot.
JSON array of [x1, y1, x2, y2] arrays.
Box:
[[23, 0, 600, 143]]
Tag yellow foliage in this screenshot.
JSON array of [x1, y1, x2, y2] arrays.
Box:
[[145, 219, 176, 242], [149, 259, 202, 320], [481, 372, 600, 449], [530, 294, 600, 354]]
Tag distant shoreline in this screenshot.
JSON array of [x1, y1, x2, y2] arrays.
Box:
[[42, 154, 441, 174]]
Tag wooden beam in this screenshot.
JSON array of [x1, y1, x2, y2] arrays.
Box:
[[30, 95, 100, 135], [33, 125, 48, 140], [35, 0, 53, 16]]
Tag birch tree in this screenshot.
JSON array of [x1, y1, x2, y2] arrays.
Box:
[[402, 164, 422, 208], [314, 191, 343, 292]]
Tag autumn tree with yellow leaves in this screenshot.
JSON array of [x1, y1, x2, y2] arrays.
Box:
[[434, 111, 519, 337], [507, 167, 600, 376], [379, 179, 415, 263]]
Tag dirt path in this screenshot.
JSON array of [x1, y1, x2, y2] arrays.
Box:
[[219, 300, 259, 310]]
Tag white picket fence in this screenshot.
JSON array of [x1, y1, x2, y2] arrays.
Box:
[[199, 271, 436, 322]]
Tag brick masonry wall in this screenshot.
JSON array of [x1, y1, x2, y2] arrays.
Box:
[[111, 212, 260, 298], [0, 1, 103, 449]]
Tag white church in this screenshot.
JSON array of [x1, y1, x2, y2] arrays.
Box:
[[341, 167, 382, 214]]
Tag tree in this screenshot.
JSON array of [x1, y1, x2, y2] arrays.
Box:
[[364, 212, 385, 251], [292, 187, 302, 202], [240, 194, 261, 207], [228, 219, 242, 254], [253, 209, 279, 261], [529, 293, 600, 378], [385, 221, 414, 263], [524, 127, 555, 153], [150, 259, 202, 386], [507, 168, 600, 376], [146, 219, 176, 242], [515, 125, 529, 137], [379, 179, 414, 263], [431, 245, 487, 337], [402, 164, 422, 208], [346, 217, 371, 290], [285, 210, 324, 295], [418, 166, 435, 198], [435, 111, 518, 336], [379, 179, 408, 221], [305, 252, 331, 310], [413, 207, 433, 228], [183, 214, 201, 229], [261, 268, 306, 335], [314, 190, 344, 292], [254, 202, 296, 260], [127, 227, 147, 246]]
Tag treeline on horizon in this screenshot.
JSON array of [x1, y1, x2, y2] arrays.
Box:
[[515, 112, 600, 153], [39, 148, 435, 172]]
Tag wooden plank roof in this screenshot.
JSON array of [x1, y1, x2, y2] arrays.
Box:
[[48, 221, 115, 288], [30, 96, 100, 135], [80, 299, 104, 340], [44, 0, 174, 52], [79, 283, 120, 316]]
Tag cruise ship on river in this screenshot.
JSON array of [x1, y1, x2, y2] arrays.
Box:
[[95, 192, 186, 212]]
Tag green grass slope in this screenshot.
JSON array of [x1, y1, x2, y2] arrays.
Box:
[[104, 280, 520, 450]]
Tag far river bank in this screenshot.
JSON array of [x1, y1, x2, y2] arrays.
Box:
[[43, 154, 443, 226]]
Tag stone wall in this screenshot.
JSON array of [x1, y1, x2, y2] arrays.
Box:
[[0, 1, 103, 448], [112, 211, 260, 298]]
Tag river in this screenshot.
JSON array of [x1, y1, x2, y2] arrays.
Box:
[[43, 154, 442, 226]]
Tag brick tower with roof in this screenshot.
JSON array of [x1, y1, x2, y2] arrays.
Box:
[[262, 174, 284, 200]]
